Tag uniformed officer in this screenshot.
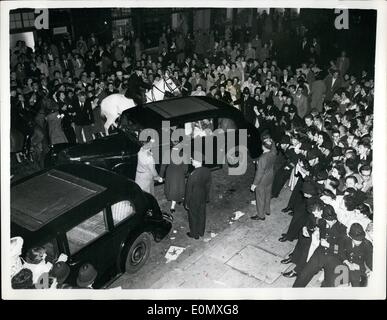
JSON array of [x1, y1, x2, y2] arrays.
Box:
[[338, 223, 373, 287], [293, 205, 347, 287], [124, 67, 152, 106]]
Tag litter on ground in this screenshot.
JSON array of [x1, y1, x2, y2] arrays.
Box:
[[232, 211, 245, 221], [165, 246, 186, 263]]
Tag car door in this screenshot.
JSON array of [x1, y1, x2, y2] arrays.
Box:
[[63, 208, 118, 287], [184, 117, 219, 170]]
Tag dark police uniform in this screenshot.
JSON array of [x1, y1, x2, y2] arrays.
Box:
[[293, 219, 347, 287], [338, 236, 373, 287], [124, 72, 152, 106]]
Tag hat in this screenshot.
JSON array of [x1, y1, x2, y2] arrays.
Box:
[[348, 223, 366, 241], [76, 263, 97, 288], [301, 181, 317, 196], [12, 268, 34, 289], [50, 262, 70, 284], [322, 204, 337, 221], [306, 148, 320, 161], [280, 135, 291, 145]]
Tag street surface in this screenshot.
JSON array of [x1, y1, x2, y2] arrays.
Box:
[[111, 158, 322, 289]]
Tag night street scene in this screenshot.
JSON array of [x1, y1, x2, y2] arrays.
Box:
[[7, 6, 378, 291]]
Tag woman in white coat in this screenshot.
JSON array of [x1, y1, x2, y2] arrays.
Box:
[[135, 140, 163, 195]]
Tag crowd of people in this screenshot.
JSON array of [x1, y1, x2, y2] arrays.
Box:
[[10, 10, 374, 288], [11, 237, 98, 289]]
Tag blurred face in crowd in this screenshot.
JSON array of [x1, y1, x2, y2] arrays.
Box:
[[332, 131, 340, 144], [78, 94, 86, 103], [351, 137, 360, 150], [360, 168, 371, 182], [314, 118, 322, 128], [330, 167, 340, 180], [345, 177, 357, 190], [305, 117, 313, 127]]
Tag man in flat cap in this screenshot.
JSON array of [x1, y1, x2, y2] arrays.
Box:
[[293, 204, 347, 287], [338, 223, 373, 287], [184, 152, 212, 239]]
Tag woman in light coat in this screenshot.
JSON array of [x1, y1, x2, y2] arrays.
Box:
[[135, 140, 162, 195]]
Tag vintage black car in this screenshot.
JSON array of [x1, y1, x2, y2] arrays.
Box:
[[11, 163, 172, 288], [45, 96, 262, 178]]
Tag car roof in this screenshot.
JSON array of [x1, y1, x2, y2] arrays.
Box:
[[11, 169, 107, 232], [123, 96, 239, 127], [146, 96, 219, 119], [11, 164, 144, 234]]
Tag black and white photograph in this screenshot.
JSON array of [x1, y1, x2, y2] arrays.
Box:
[[1, 0, 386, 300]]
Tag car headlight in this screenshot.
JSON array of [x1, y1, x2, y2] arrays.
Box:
[[69, 157, 81, 161]]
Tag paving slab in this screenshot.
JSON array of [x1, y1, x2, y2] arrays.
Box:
[[216, 266, 263, 288], [171, 255, 234, 288], [257, 232, 296, 258], [226, 245, 291, 284]]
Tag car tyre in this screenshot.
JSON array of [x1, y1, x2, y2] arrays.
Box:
[[124, 232, 151, 274]]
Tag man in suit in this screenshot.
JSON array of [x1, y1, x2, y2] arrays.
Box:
[[124, 67, 152, 106], [324, 70, 342, 101], [184, 152, 212, 239], [73, 91, 94, 143], [218, 84, 232, 105], [60, 53, 74, 74], [250, 138, 277, 220], [234, 87, 257, 125], [293, 85, 309, 119], [293, 205, 347, 287]]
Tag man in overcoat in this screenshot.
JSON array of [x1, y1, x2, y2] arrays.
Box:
[[250, 138, 277, 220], [184, 152, 212, 239]]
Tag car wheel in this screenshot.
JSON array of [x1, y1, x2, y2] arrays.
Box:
[[124, 232, 151, 273]]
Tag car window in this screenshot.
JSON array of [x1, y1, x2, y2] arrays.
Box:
[[66, 211, 108, 254], [186, 118, 214, 138], [218, 118, 238, 131], [111, 200, 136, 225]]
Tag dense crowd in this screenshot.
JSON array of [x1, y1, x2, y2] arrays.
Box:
[[10, 10, 374, 288]]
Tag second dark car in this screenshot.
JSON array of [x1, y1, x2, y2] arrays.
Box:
[[45, 96, 262, 178]]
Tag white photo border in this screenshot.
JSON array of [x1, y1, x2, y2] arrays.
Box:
[[1, 0, 386, 300]]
